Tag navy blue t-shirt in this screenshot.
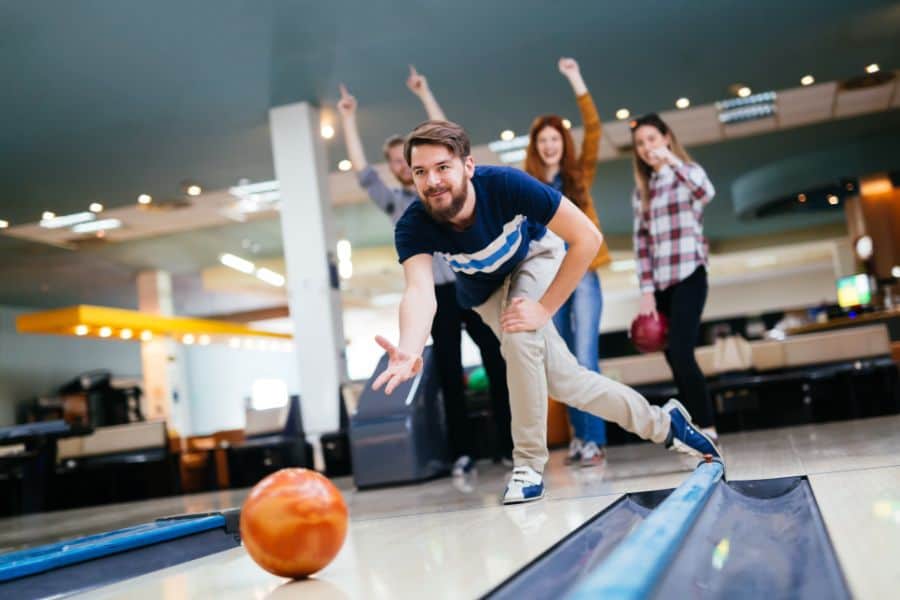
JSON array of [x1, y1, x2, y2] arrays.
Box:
[[395, 165, 562, 308]]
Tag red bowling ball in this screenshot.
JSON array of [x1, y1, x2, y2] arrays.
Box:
[[630, 312, 669, 354]]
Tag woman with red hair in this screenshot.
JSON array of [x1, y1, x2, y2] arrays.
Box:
[[523, 58, 611, 467]]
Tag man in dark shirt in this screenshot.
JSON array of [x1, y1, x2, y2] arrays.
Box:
[[337, 79, 512, 475]]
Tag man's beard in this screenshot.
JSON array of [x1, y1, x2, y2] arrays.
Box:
[[422, 182, 467, 223]]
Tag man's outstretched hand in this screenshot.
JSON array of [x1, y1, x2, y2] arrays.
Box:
[[372, 335, 423, 395]]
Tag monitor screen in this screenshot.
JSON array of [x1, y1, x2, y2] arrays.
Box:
[[836, 274, 872, 308]]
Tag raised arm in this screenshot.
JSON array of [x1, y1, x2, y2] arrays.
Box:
[[336, 84, 368, 172], [559, 57, 602, 185], [372, 254, 437, 394], [406, 65, 447, 121]]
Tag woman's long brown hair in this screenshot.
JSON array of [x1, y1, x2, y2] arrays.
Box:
[[630, 113, 692, 211], [524, 115, 589, 210]]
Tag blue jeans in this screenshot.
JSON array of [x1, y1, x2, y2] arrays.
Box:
[[552, 270, 607, 446]]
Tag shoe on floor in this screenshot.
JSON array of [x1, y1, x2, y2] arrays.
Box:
[[451, 455, 476, 477], [579, 441, 606, 468], [664, 399, 722, 460], [503, 466, 545, 504], [564, 438, 583, 466]]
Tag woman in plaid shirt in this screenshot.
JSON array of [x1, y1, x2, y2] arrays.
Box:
[[630, 113, 718, 440]]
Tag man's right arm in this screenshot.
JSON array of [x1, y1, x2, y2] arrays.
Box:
[[406, 66, 447, 121], [398, 254, 437, 357]]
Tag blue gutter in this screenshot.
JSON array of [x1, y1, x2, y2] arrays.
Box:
[[566, 459, 724, 600]]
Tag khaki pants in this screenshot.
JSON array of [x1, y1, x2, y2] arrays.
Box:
[[473, 233, 671, 473]]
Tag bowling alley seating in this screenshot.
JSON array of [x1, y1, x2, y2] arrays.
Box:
[[599, 324, 898, 440], [51, 419, 179, 509]]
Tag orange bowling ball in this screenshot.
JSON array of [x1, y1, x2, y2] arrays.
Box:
[[240, 468, 348, 578]]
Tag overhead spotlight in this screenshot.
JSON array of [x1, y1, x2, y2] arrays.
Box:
[[615, 108, 630, 120], [338, 261, 353, 279], [827, 194, 839, 205], [0, 219, 8, 229], [198, 334, 211, 345], [98, 327, 112, 338], [798, 193, 807, 203], [320, 124, 335, 139], [865, 63, 880, 74], [75, 324, 89, 336], [737, 86, 752, 98], [138, 194, 152, 205], [186, 184, 202, 196], [255, 268, 286, 287], [229, 337, 241, 349], [120, 328, 133, 340], [183, 334, 195, 345], [219, 253, 255, 274], [42, 211, 55, 221], [338, 159, 352, 172], [500, 130, 515, 141], [800, 74, 815, 86], [892, 265, 900, 279], [140, 330, 153, 342], [561, 119, 572, 129], [675, 97, 690, 109]]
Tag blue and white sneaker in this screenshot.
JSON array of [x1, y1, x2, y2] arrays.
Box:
[[451, 455, 476, 477], [503, 466, 545, 504], [664, 399, 722, 460]]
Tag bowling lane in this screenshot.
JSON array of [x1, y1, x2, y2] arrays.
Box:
[[809, 465, 900, 599], [72, 494, 623, 600]]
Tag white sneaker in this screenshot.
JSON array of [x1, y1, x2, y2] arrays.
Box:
[[451, 455, 475, 477], [503, 466, 545, 504], [579, 441, 606, 468], [564, 438, 583, 465]]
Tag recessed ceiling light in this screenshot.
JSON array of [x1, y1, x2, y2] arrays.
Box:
[[186, 184, 202, 196], [0, 219, 8, 229], [737, 86, 752, 98], [675, 97, 690, 109], [320, 124, 335, 139], [800, 74, 815, 86], [865, 63, 880, 74], [338, 159, 352, 172], [72, 218, 121, 234], [616, 108, 630, 120], [41, 212, 95, 229], [42, 211, 55, 220], [797, 193, 807, 203], [338, 261, 353, 279], [220, 253, 255, 274], [140, 330, 153, 342], [337, 239, 352, 262], [198, 334, 211, 345], [75, 325, 89, 336], [500, 130, 515, 141], [138, 194, 152, 205], [229, 337, 241, 349], [892, 265, 900, 279], [98, 326, 112, 338], [120, 328, 133, 340], [827, 194, 839, 205], [561, 119, 572, 129], [89, 203, 104, 213], [255, 268, 286, 287], [183, 334, 195, 345]]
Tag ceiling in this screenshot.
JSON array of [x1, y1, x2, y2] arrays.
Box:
[[1, 1, 899, 312]]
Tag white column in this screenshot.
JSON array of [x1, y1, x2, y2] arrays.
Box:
[[137, 270, 191, 436], [269, 102, 347, 462]]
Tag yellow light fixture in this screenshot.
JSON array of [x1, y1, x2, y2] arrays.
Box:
[[797, 193, 807, 203], [99, 326, 112, 338], [183, 333, 195, 345], [16, 305, 292, 344], [827, 194, 839, 205], [120, 328, 133, 340], [75, 324, 89, 336]]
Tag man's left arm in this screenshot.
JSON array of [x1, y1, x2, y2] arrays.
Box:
[[500, 197, 601, 333]]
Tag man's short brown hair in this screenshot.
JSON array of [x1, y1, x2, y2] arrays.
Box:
[[382, 135, 405, 160], [403, 120, 471, 166]]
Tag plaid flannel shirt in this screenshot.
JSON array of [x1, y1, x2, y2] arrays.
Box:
[[633, 162, 715, 293]]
